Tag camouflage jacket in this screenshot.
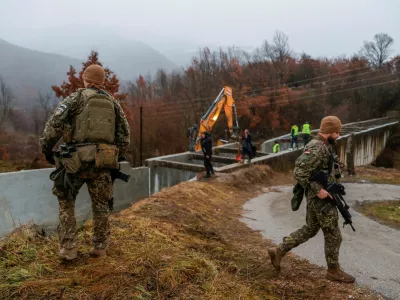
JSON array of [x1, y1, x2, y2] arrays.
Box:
[[294, 135, 337, 199], [39, 88, 130, 158]]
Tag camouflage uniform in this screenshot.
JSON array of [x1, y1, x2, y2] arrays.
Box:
[[278, 135, 342, 268], [40, 88, 130, 250]]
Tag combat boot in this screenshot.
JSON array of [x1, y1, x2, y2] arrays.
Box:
[[268, 247, 286, 272], [59, 247, 78, 261], [326, 267, 355, 283], [90, 248, 107, 258]]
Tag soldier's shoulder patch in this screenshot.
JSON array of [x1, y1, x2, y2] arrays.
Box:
[[54, 104, 67, 116]]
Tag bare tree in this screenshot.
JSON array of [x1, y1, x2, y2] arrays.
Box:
[[272, 31, 291, 64], [33, 92, 57, 137], [271, 31, 291, 83], [227, 46, 249, 65], [361, 33, 394, 68], [0, 76, 14, 131], [255, 31, 291, 83]]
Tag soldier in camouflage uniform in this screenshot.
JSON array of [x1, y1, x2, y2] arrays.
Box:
[[268, 116, 355, 283], [40, 64, 130, 260]]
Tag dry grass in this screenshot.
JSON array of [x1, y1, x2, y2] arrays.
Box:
[[0, 165, 384, 299], [355, 201, 400, 230], [343, 166, 400, 185]]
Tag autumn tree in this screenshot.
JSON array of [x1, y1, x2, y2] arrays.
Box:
[[124, 31, 400, 162], [52, 50, 133, 123], [52, 51, 127, 101], [361, 33, 394, 68]]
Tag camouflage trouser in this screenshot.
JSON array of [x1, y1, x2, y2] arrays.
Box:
[[278, 197, 342, 268], [53, 169, 113, 250]]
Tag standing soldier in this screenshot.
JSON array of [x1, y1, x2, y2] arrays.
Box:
[[301, 121, 311, 146], [290, 123, 299, 150], [273, 140, 280, 153], [241, 129, 253, 163], [201, 131, 214, 178], [40, 64, 130, 261], [267, 116, 355, 283]]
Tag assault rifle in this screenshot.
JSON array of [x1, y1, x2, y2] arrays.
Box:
[[50, 149, 131, 210], [310, 171, 356, 232], [108, 162, 131, 211]]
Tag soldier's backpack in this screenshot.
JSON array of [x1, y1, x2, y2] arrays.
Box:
[[72, 88, 116, 144]]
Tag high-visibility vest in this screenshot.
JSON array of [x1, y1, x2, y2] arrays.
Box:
[[302, 123, 311, 134], [273, 143, 280, 153], [291, 125, 298, 136]]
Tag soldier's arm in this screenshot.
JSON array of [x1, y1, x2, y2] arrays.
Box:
[[114, 100, 130, 158], [39, 92, 80, 155], [294, 143, 328, 198]]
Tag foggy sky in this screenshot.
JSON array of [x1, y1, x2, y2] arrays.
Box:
[[1, 0, 399, 58]]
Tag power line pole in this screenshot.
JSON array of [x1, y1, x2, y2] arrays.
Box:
[[140, 105, 143, 166]]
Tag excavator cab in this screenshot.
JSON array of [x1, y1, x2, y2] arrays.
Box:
[[193, 86, 240, 154]]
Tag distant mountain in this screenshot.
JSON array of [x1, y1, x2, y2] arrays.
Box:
[[0, 27, 255, 109], [0, 38, 80, 107], [7, 26, 178, 80], [118, 28, 201, 67]]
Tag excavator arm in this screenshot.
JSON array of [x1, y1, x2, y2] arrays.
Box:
[[194, 86, 239, 151]]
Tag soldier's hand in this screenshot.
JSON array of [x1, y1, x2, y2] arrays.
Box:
[[317, 189, 333, 200]]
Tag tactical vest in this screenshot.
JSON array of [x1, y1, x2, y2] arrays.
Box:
[[302, 123, 311, 134], [291, 125, 298, 136], [273, 143, 280, 153], [72, 88, 116, 144]]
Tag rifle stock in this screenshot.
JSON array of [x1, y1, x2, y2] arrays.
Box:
[[108, 163, 131, 211]]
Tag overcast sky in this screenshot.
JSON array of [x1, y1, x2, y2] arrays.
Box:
[[1, 0, 399, 58]]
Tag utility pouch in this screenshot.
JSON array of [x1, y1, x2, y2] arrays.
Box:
[[291, 183, 304, 211], [95, 144, 119, 169], [77, 145, 97, 162], [62, 151, 82, 174], [50, 167, 65, 189]]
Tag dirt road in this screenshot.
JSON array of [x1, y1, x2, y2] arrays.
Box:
[[242, 183, 400, 300]]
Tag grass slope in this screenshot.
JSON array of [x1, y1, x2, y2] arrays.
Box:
[[0, 166, 383, 299]]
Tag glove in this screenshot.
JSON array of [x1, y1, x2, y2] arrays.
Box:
[[45, 153, 55, 165]]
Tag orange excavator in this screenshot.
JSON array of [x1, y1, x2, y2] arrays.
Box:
[[194, 86, 241, 158]]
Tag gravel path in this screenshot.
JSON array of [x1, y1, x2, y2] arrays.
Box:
[[242, 183, 400, 300]]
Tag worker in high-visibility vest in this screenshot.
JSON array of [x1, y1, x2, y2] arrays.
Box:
[[290, 124, 299, 150], [301, 121, 311, 146], [273, 140, 280, 153]]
